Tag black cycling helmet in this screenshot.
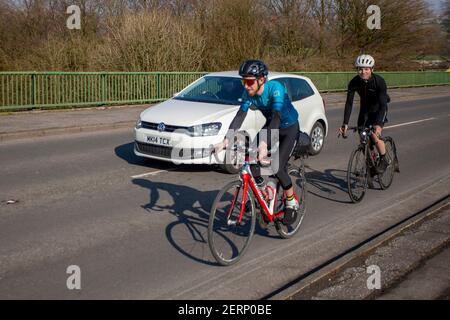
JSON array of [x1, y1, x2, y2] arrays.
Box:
[[239, 59, 268, 78]]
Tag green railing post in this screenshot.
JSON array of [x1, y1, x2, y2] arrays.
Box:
[[101, 73, 106, 105], [31, 72, 37, 108], [157, 73, 161, 99]]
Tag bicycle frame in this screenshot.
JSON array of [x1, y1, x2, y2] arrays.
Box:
[[230, 160, 300, 226], [211, 141, 301, 226], [348, 126, 379, 170], [358, 127, 381, 170]]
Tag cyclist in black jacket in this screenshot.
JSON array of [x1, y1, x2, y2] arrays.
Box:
[[339, 54, 390, 173]]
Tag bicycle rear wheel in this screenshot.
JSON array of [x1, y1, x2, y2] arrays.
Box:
[[378, 137, 395, 189], [276, 164, 307, 239], [347, 147, 368, 203], [208, 180, 256, 266]]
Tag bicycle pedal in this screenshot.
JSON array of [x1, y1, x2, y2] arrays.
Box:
[[282, 213, 297, 225], [258, 214, 269, 229]]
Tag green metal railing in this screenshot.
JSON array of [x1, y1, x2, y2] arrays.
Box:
[[1, 71, 449, 111], [0, 72, 207, 111], [295, 71, 450, 91]]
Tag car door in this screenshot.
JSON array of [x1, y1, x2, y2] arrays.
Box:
[[252, 77, 315, 135], [252, 77, 293, 132], [287, 77, 316, 133]]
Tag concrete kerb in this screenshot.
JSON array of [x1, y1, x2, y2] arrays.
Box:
[[269, 196, 450, 300], [0, 121, 135, 142]]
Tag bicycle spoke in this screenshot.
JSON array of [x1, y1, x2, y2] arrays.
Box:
[[378, 138, 395, 189], [347, 147, 368, 202], [208, 180, 256, 266], [276, 166, 307, 239]]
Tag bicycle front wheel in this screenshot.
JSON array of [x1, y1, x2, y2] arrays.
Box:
[[347, 147, 368, 203], [208, 180, 256, 266], [378, 137, 395, 189]]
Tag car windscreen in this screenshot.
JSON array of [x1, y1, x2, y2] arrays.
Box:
[[174, 76, 245, 105]]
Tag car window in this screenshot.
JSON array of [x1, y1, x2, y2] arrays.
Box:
[[175, 76, 244, 105], [273, 78, 293, 101], [288, 78, 315, 101]]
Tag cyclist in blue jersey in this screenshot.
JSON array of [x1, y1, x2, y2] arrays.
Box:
[[214, 60, 300, 225]]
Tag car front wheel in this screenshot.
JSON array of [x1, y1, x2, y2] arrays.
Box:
[[219, 150, 240, 174], [309, 121, 325, 155]]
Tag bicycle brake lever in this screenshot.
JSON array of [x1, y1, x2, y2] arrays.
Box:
[[259, 159, 272, 167], [209, 144, 225, 164]]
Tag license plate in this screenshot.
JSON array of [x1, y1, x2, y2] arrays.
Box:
[[146, 135, 171, 146]]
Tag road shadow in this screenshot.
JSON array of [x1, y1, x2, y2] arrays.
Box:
[[132, 178, 220, 266], [132, 177, 282, 266], [115, 142, 226, 174], [305, 166, 353, 204]]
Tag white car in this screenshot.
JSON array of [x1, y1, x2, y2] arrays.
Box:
[[134, 71, 328, 173]]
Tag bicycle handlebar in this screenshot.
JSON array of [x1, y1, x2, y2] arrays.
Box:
[[209, 144, 271, 167], [338, 126, 375, 139]]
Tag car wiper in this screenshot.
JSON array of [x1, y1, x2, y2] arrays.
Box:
[[174, 97, 240, 106], [173, 97, 209, 103], [173, 97, 238, 105]]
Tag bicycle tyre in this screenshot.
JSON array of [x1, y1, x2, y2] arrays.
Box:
[[208, 180, 256, 266], [378, 137, 395, 189], [347, 146, 368, 203], [276, 164, 307, 239]]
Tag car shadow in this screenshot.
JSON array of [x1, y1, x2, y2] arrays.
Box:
[[115, 142, 225, 174], [305, 166, 353, 204]]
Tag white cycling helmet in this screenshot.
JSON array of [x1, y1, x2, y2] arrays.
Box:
[[355, 54, 375, 68]]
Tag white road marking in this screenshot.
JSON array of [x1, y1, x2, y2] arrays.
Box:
[[385, 117, 436, 129], [131, 168, 178, 179]]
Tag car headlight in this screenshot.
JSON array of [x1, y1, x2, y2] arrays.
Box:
[[136, 116, 142, 129], [188, 122, 222, 137]]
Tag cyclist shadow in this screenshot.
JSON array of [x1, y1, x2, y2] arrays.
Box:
[[132, 178, 220, 266], [304, 166, 353, 204]]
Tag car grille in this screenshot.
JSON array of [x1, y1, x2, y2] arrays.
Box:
[[135, 141, 209, 160], [135, 141, 173, 159], [141, 121, 188, 133]]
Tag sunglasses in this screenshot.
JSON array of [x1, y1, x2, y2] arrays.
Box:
[[241, 79, 257, 87]]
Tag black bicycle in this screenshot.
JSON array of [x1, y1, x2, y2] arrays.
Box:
[[342, 126, 399, 203]]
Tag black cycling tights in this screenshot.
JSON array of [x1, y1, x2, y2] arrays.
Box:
[[251, 122, 299, 190]]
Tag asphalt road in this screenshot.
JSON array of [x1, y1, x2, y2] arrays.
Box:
[[0, 95, 449, 299]]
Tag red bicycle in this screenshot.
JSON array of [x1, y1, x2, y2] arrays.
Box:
[[208, 142, 307, 266]]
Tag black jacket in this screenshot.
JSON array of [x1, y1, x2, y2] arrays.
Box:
[[343, 74, 390, 126]]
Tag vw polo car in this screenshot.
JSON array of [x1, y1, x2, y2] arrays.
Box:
[[134, 71, 328, 173]]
